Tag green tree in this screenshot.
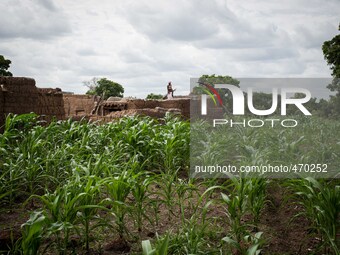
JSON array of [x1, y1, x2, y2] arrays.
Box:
[[0, 55, 13, 76], [322, 24, 340, 79], [286, 93, 318, 115], [198, 74, 240, 86], [146, 93, 163, 100], [84, 77, 124, 99], [322, 24, 340, 116], [244, 91, 282, 116]]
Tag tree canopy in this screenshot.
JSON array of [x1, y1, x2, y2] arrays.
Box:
[[146, 93, 163, 100], [84, 77, 124, 99], [323, 24, 340, 96], [193, 74, 240, 95], [198, 74, 240, 87], [322, 24, 340, 79], [0, 55, 13, 76], [322, 24, 340, 117]]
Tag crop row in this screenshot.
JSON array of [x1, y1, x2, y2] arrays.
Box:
[[0, 113, 339, 254]]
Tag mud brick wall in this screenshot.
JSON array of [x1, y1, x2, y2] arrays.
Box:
[[0, 76, 192, 130], [63, 94, 98, 117], [0, 77, 37, 114], [126, 98, 190, 118], [0, 77, 65, 128], [37, 89, 65, 122]]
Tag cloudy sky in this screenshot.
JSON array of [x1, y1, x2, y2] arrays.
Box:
[[0, 0, 339, 98]]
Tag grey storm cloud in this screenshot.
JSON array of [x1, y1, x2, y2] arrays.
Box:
[[0, 0, 339, 98], [0, 0, 71, 40], [224, 47, 299, 62], [293, 23, 339, 49], [119, 48, 155, 64], [36, 0, 58, 12], [121, 0, 229, 42], [76, 48, 98, 57]]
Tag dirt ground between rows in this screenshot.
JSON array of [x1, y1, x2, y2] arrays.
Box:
[[0, 181, 322, 255]]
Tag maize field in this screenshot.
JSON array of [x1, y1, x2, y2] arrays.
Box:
[[0, 113, 339, 254]]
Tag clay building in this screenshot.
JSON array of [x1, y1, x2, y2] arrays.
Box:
[[0, 76, 192, 129]]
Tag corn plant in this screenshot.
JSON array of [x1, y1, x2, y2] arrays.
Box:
[[222, 176, 248, 241], [167, 185, 221, 254], [169, 217, 210, 254], [287, 178, 340, 254], [21, 210, 47, 255], [105, 170, 133, 239], [222, 231, 264, 255], [221, 191, 248, 249], [130, 172, 154, 234], [160, 115, 190, 172], [0, 113, 40, 206], [153, 170, 179, 221], [0, 162, 23, 208], [16, 126, 55, 201], [31, 189, 79, 253], [247, 178, 268, 227], [0, 113, 38, 147], [220, 174, 267, 254], [74, 175, 110, 252], [174, 178, 198, 224], [33, 190, 75, 253], [142, 234, 170, 255]]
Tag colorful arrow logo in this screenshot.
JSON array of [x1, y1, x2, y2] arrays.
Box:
[[197, 81, 223, 107]]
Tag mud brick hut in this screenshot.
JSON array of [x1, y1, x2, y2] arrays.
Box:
[[0, 76, 193, 129], [0, 77, 65, 127]]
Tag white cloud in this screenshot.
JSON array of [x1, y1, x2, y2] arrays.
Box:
[[0, 0, 338, 99], [0, 0, 71, 40]]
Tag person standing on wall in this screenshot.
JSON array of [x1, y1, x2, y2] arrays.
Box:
[[167, 82, 176, 99]]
